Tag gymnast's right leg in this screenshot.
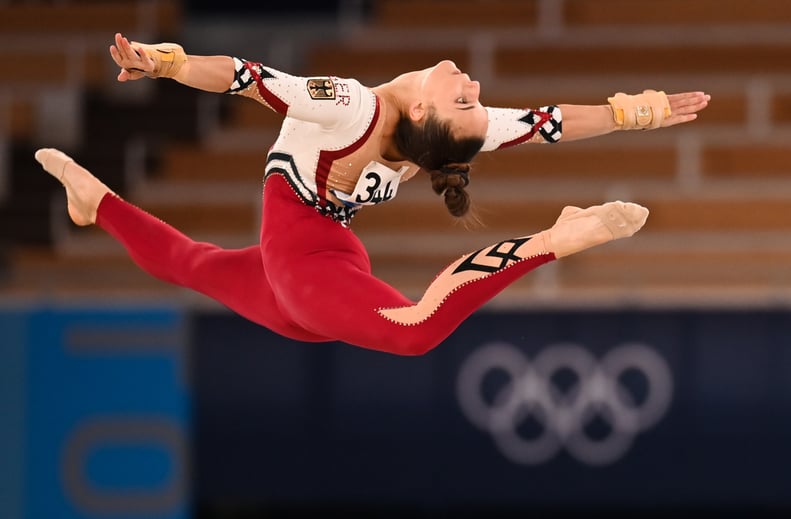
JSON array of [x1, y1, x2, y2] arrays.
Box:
[[34, 148, 328, 342]]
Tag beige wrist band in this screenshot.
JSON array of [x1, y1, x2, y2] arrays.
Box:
[[131, 41, 188, 79], [607, 89, 671, 130]]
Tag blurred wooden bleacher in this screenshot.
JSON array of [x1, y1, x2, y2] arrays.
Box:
[[3, 0, 791, 309]]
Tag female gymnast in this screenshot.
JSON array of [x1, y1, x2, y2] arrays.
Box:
[[34, 33, 710, 355]]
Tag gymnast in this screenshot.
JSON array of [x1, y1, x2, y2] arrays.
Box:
[[34, 33, 709, 355]]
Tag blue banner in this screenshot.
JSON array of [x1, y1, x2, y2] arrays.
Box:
[[0, 311, 28, 519], [1, 306, 190, 519], [190, 309, 791, 513]]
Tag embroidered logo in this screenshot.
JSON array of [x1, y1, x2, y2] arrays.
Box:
[[452, 237, 533, 274], [307, 78, 335, 100]]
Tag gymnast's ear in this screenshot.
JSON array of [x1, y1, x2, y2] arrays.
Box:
[[408, 100, 427, 123]]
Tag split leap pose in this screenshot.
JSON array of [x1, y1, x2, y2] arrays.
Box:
[[34, 33, 709, 355]]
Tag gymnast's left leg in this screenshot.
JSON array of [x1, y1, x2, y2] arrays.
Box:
[[260, 175, 648, 355], [375, 200, 648, 349]]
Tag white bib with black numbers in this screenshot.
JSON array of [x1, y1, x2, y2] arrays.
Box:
[[334, 160, 409, 206]]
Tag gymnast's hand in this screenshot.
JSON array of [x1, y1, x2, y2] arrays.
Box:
[[109, 32, 155, 82], [662, 91, 711, 127]]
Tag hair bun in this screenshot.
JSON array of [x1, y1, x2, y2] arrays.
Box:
[[430, 169, 471, 217], [444, 185, 470, 217], [439, 163, 470, 187]]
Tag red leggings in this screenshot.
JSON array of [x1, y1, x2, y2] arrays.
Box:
[[96, 174, 555, 355]]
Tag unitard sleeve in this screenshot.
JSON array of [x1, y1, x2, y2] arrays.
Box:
[[224, 57, 371, 130], [481, 105, 563, 152]]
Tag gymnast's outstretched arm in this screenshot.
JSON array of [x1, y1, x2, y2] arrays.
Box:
[[109, 32, 234, 92], [557, 92, 711, 142], [482, 91, 710, 152]]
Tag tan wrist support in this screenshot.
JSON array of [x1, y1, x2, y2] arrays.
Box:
[[131, 41, 188, 79], [608, 89, 671, 130]]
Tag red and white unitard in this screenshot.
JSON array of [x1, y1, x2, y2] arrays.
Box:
[[96, 59, 564, 355]]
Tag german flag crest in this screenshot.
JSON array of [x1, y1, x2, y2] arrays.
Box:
[[306, 78, 335, 100]]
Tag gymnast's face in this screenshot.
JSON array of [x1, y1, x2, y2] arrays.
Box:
[[418, 60, 488, 140]]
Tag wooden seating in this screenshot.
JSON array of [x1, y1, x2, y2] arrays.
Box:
[[0, 49, 72, 85], [159, 146, 269, 182], [558, 248, 791, 293], [774, 94, 791, 124], [5, 0, 791, 306], [304, 48, 471, 81], [2, 97, 35, 140], [494, 44, 791, 78], [5, 248, 182, 296], [702, 145, 791, 178], [562, 0, 791, 26], [224, 100, 283, 132], [370, 0, 540, 29], [0, 1, 181, 37], [471, 144, 677, 181]]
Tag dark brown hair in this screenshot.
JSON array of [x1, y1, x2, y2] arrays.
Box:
[[394, 108, 484, 219]]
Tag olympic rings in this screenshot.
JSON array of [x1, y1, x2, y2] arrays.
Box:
[[456, 342, 673, 465]]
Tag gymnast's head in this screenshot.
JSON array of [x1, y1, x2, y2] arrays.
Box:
[[392, 60, 487, 219]]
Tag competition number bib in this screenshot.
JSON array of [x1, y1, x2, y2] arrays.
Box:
[[336, 160, 408, 206]]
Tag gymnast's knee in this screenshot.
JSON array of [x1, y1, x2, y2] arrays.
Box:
[[371, 334, 441, 356]]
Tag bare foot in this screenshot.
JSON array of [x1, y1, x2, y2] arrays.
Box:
[[34, 148, 114, 226], [542, 201, 649, 258]]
